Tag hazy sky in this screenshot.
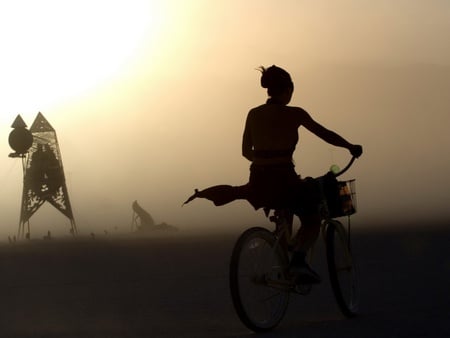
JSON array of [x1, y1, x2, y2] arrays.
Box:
[[1, 0, 449, 237]]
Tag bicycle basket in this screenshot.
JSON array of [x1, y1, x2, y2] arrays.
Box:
[[326, 179, 357, 218]]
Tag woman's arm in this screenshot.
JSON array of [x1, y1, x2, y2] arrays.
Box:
[[301, 109, 363, 157], [242, 112, 254, 161]]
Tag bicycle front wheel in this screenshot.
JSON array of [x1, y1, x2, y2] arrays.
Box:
[[229, 227, 290, 332], [326, 221, 360, 317]]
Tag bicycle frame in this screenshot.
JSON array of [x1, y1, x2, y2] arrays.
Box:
[[265, 157, 357, 285], [272, 155, 356, 237], [229, 156, 360, 331]]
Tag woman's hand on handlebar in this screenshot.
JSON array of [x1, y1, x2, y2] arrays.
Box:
[[334, 145, 361, 177], [349, 144, 363, 158]]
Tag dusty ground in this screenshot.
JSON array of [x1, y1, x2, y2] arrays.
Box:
[[0, 225, 448, 337]]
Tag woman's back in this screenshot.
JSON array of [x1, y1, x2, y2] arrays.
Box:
[[244, 103, 308, 164]]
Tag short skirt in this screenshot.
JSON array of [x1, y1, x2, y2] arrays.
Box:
[[247, 163, 320, 215]]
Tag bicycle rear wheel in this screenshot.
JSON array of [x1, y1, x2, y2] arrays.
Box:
[[229, 227, 290, 332], [326, 221, 360, 317]]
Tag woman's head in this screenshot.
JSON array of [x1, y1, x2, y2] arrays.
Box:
[[259, 65, 294, 98]]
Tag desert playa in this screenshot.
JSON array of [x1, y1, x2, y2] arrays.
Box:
[[0, 225, 448, 338]]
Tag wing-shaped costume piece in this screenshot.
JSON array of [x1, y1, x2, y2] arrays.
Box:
[[183, 184, 250, 207]]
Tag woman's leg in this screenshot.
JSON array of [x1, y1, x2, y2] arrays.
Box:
[[288, 213, 322, 284], [295, 213, 321, 252]]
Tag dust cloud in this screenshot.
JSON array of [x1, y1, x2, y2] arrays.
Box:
[[1, 1, 450, 239]]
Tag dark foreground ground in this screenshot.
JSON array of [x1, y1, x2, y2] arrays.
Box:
[[0, 225, 448, 338]]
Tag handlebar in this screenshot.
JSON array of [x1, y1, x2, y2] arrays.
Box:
[[333, 156, 357, 178]]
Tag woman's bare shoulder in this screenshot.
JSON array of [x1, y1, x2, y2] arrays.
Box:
[[287, 105, 311, 120]]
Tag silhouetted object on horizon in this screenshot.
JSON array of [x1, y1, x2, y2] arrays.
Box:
[[131, 200, 178, 232], [131, 200, 155, 229], [8, 115, 33, 157], [43, 230, 52, 240], [9, 113, 77, 239]]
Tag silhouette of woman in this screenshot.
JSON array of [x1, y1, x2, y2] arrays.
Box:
[[243, 65, 362, 283]]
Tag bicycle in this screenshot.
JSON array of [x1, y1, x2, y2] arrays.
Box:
[[229, 156, 359, 332]]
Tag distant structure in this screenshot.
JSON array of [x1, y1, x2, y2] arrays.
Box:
[[131, 200, 177, 232], [8, 113, 77, 238], [131, 200, 155, 231]]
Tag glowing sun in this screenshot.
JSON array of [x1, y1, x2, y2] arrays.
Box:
[[0, 1, 164, 115]]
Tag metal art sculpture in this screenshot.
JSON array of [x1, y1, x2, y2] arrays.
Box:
[[131, 200, 178, 232], [131, 200, 155, 231], [9, 113, 77, 238]]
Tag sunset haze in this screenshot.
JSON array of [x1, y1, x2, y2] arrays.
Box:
[[1, 0, 449, 237]]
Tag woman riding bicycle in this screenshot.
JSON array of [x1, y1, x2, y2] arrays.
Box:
[[242, 65, 363, 284]]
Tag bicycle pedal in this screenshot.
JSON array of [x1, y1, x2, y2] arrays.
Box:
[[294, 283, 312, 295]]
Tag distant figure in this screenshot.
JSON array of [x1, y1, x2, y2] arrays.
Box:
[[242, 65, 362, 283], [43, 230, 52, 240], [90, 232, 96, 240], [25, 232, 30, 240]]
